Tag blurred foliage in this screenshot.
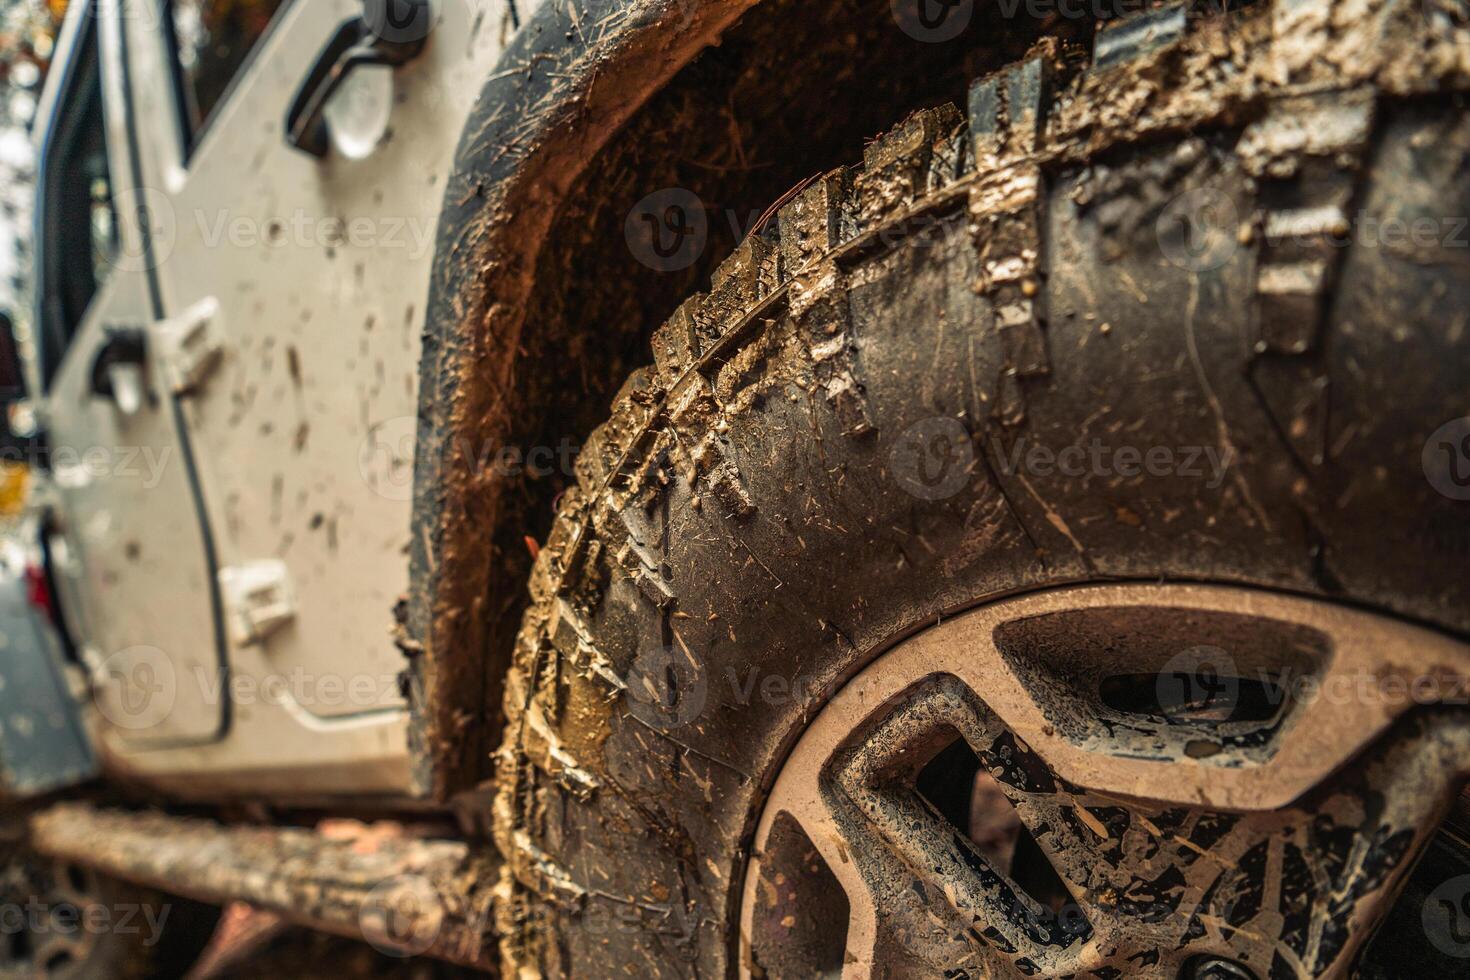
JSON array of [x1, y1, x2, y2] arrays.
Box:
[[0, 1, 65, 392], [0, 461, 27, 516], [0, 0, 66, 82]]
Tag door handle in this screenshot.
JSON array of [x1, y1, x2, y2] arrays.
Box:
[[285, 0, 433, 158], [88, 326, 148, 416]]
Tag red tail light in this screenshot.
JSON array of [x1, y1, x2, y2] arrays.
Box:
[[24, 561, 54, 622]]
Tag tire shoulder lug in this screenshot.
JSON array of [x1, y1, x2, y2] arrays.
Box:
[[521, 700, 601, 800], [700, 440, 757, 518], [793, 267, 874, 437], [973, 174, 1051, 390], [969, 54, 1052, 173], [1092, 2, 1190, 72], [550, 597, 626, 691], [652, 297, 704, 389], [508, 829, 587, 911], [1241, 89, 1376, 354], [854, 103, 965, 225], [778, 168, 854, 279]]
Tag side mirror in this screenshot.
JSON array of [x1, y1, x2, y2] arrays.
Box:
[[285, 0, 433, 158]]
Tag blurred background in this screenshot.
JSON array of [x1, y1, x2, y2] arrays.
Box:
[[0, 1, 61, 328], [0, 1, 64, 519]]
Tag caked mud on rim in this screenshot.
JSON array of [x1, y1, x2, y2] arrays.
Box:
[[738, 584, 1470, 978]]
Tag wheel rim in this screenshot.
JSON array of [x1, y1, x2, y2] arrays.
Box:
[[0, 861, 103, 980], [738, 584, 1470, 978]]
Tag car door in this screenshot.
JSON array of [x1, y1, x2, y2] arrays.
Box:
[[133, 0, 417, 726], [34, 0, 225, 747], [98, 0, 512, 795]]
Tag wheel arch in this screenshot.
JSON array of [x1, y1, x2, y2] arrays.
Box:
[[407, 0, 761, 799]]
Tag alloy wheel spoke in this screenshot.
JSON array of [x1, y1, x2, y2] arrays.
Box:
[[741, 586, 1470, 979]]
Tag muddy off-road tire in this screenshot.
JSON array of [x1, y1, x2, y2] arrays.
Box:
[[492, 4, 1470, 977]]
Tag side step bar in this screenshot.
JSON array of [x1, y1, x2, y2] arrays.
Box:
[[29, 803, 497, 970]]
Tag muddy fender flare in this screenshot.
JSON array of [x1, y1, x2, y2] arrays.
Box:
[[406, 0, 762, 798]]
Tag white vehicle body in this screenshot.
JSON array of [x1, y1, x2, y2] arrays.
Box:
[[30, 0, 528, 802]]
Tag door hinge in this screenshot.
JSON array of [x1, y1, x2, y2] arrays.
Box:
[[153, 297, 224, 395], [219, 560, 297, 646]]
